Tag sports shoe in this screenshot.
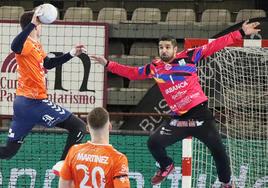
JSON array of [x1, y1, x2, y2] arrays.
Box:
[[52, 160, 64, 176], [151, 163, 175, 185]]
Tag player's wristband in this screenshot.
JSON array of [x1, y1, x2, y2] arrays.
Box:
[[69, 48, 76, 57], [239, 29, 246, 37], [105, 61, 110, 67]]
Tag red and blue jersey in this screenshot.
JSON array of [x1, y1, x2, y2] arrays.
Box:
[[107, 30, 243, 115]]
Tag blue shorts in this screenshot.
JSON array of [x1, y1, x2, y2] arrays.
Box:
[[8, 96, 71, 142]]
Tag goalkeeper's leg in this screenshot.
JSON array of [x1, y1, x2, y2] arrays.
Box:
[[194, 119, 231, 185], [147, 120, 189, 185]]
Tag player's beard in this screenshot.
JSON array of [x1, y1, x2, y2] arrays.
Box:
[[160, 54, 173, 62]]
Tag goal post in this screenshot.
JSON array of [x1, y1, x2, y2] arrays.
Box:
[[183, 38, 268, 187], [182, 137, 192, 188]]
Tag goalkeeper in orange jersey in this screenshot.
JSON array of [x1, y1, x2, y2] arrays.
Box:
[[58, 107, 130, 188], [0, 8, 87, 170]]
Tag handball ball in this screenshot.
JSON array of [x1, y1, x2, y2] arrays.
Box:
[[36, 4, 58, 24]]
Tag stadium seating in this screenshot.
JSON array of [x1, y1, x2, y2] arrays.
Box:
[[109, 56, 152, 67], [107, 74, 126, 105], [108, 41, 125, 56], [128, 79, 155, 89], [235, 9, 266, 23], [122, 79, 155, 105], [63, 7, 93, 22], [164, 9, 196, 24], [107, 56, 155, 105], [130, 8, 161, 23], [129, 42, 158, 57], [201, 9, 231, 24], [108, 41, 156, 105], [97, 7, 127, 24], [108, 75, 124, 88], [0, 6, 24, 20], [108, 79, 155, 105]]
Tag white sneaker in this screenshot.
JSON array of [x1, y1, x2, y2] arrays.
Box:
[[52, 160, 64, 176]]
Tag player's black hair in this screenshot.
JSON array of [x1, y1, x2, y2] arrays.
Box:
[[159, 35, 178, 47], [20, 11, 34, 30]]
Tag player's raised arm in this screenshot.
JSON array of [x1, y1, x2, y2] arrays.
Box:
[[241, 20, 260, 35], [90, 55, 151, 80], [43, 44, 87, 69], [90, 55, 108, 66], [11, 10, 41, 54], [189, 20, 261, 63]]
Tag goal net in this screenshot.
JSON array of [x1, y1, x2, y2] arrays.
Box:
[[190, 43, 268, 187]]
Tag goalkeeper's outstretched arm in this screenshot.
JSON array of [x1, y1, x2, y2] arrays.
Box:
[[189, 20, 261, 63]]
